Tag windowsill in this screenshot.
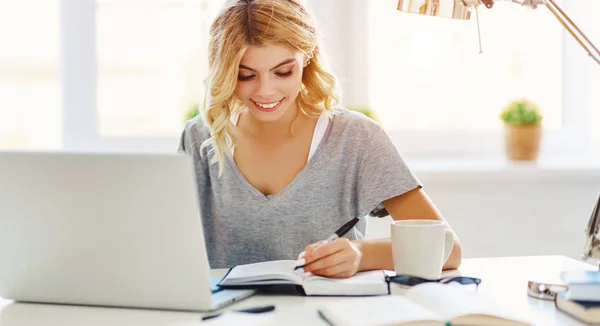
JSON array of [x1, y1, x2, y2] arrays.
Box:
[[410, 156, 600, 172], [407, 155, 600, 182]]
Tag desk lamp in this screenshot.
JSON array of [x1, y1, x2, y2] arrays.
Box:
[[395, 0, 600, 299], [396, 0, 600, 64]]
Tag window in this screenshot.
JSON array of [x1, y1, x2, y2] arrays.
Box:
[[0, 0, 224, 152], [582, 1, 600, 153], [3, 0, 597, 158], [369, 0, 563, 132], [367, 0, 599, 159], [96, 0, 221, 138], [90, 0, 224, 151], [0, 1, 61, 150]]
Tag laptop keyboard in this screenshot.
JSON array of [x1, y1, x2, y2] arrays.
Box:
[[209, 277, 222, 293]]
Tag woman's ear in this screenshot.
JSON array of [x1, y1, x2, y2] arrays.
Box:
[[303, 53, 313, 67]]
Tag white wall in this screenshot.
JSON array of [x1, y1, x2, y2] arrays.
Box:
[[365, 160, 600, 261]]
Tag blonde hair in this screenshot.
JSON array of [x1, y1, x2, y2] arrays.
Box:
[[200, 0, 340, 175]]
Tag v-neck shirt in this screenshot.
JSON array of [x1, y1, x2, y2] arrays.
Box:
[[229, 110, 330, 162], [179, 107, 421, 268]]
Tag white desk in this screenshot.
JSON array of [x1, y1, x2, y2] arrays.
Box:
[[0, 255, 596, 326]]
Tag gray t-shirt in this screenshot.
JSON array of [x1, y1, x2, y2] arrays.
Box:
[[178, 107, 421, 268]]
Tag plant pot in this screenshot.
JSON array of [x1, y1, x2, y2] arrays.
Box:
[[504, 124, 542, 161]]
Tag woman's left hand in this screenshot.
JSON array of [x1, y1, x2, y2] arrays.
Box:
[[301, 238, 362, 278]]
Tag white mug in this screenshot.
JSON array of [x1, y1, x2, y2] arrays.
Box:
[[391, 219, 454, 280]]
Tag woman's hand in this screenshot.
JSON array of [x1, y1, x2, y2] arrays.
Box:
[[300, 238, 362, 278]]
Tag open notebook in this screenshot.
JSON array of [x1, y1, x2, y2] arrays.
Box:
[[318, 282, 534, 326], [218, 260, 388, 296]]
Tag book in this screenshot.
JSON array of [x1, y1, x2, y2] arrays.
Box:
[[218, 260, 388, 296], [318, 282, 534, 326], [555, 291, 600, 325], [560, 271, 600, 301], [561, 271, 600, 284]]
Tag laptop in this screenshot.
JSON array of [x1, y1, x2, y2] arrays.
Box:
[[0, 151, 255, 312]]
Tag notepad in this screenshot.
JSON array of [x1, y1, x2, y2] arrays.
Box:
[[318, 282, 534, 326], [218, 260, 388, 296]]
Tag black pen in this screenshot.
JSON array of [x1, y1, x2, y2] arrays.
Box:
[[201, 305, 275, 321], [294, 217, 361, 270]]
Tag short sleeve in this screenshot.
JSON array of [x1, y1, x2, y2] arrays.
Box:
[[177, 117, 210, 158], [177, 118, 212, 201], [178, 127, 187, 153], [356, 126, 421, 217]]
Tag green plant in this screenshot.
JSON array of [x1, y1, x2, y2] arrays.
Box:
[[347, 106, 379, 122], [500, 98, 543, 125], [185, 102, 200, 121]]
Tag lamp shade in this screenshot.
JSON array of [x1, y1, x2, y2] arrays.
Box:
[[396, 0, 475, 19], [396, 0, 600, 65]]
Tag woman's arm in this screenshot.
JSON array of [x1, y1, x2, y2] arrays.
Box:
[[302, 187, 462, 277], [355, 187, 462, 272]]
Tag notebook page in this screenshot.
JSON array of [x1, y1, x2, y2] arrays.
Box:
[[303, 270, 388, 295], [406, 283, 533, 325], [319, 296, 443, 326], [221, 260, 303, 285]]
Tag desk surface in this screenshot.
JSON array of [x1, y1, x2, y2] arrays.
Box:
[[0, 255, 597, 326]]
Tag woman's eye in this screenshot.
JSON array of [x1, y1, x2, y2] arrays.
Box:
[[238, 70, 292, 81], [275, 70, 293, 77]]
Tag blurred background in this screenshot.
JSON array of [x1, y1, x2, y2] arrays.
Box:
[[1, 0, 599, 260]]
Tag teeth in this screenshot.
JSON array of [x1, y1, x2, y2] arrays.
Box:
[[255, 100, 280, 109]]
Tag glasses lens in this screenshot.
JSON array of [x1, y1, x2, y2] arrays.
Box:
[[388, 275, 481, 289], [389, 275, 436, 286], [441, 276, 481, 286], [443, 276, 481, 285]]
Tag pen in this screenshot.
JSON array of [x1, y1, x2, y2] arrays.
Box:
[[201, 305, 275, 320], [294, 217, 361, 270]]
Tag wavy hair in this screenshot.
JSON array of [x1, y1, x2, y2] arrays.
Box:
[[199, 0, 340, 175]]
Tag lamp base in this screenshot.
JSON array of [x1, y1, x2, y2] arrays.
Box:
[[527, 259, 600, 300], [527, 280, 568, 300]]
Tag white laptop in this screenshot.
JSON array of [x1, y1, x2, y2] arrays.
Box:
[[0, 151, 255, 312]]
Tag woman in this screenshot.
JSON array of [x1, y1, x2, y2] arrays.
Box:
[[179, 0, 462, 278]]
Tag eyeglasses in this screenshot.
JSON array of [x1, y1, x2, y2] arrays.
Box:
[[385, 275, 482, 292]]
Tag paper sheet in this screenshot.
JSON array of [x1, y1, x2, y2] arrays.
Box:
[[199, 312, 275, 326]]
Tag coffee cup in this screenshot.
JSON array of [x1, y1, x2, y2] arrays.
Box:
[[391, 219, 454, 279]]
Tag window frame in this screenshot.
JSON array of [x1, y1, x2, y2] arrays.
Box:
[[363, 0, 597, 161], [58, 0, 598, 158]]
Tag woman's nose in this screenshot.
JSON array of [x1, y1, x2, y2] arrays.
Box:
[[255, 76, 276, 98]]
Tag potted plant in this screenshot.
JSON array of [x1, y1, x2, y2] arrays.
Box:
[[499, 98, 543, 161]]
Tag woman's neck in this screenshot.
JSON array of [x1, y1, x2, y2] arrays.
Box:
[[239, 101, 307, 139]]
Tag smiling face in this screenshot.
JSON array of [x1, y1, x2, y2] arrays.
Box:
[[235, 45, 307, 123]]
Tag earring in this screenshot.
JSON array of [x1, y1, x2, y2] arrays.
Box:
[[306, 59, 311, 65]]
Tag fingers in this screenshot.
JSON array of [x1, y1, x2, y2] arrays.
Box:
[[311, 261, 348, 278], [303, 238, 355, 275], [304, 240, 327, 256], [304, 248, 348, 273], [299, 238, 362, 278], [306, 238, 347, 262]]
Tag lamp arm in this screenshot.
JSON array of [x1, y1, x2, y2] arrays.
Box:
[[397, 0, 599, 64], [492, 0, 600, 65], [583, 194, 600, 264], [545, 0, 600, 65]]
